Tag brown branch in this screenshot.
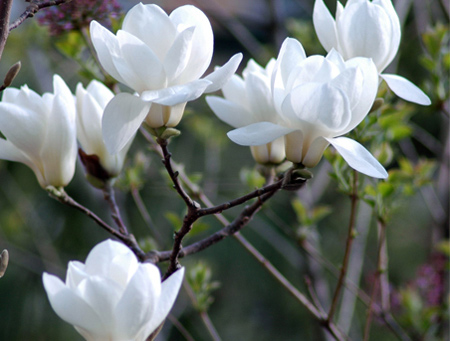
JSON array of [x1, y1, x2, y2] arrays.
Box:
[[47, 187, 146, 261], [9, 0, 73, 32], [102, 182, 128, 235], [0, 0, 13, 61]]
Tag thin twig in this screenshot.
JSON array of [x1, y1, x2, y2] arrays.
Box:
[[9, 0, 73, 31], [102, 182, 128, 235], [327, 171, 359, 324], [48, 187, 146, 261], [167, 314, 196, 341]]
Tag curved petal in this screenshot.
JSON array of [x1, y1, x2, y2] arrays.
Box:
[[380, 74, 431, 105], [222, 74, 246, 106], [164, 27, 195, 83], [302, 137, 330, 168], [102, 93, 151, 154], [140, 79, 211, 106], [84, 240, 133, 276], [114, 264, 161, 339], [85, 80, 114, 109], [0, 103, 46, 160], [90, 21, 126, 85], [327, 136, 388, 178], [227, 122, 295, 146], [272, 38, 306, 93], [313, 0, 339, 52], [115, 30, 166, 92], [337, 1, 392, 69], [41, 95, 77, 188], [206, 96, 255, 128], [122, 3, 176, 60], [203, 53, 243, 93], [66, 261, 88, 289], [138, 268, 185, 340], [170, 5, 214, 83], [42, 273, 106, 335], [76, 89, 104, 155]]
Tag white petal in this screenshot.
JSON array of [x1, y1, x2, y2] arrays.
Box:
[[203, 53, 243, 93], [40, 95, 77, 187], [381, 74, 431, 105], [206, 96, 255, 128], [77, 277, 123, 329], [164, 27, 195, 83], [115, 264, 161, 339], [326, 137, 388, 178], [222, 74, 246, 105], [84, 240, 133, 276], [245, 73, 276, 122], [138, 268, 185, 340], [272, 38, 306, 92], [122, 4, 176, 61], [313, 0, 339, 52], [76, 89, 104, 155], [170, 5, 214, 83], [85, 80, 114, 108], [302, 137, 330, 168], [66, 261, 88, 289], [228, 122, 295, 146], [90, 21, 126, 84], [140, 79, 211, 106], [0, 103, 46, 160], [102, 93, 151, 154], [115, 30, 166, 92], [42, 273, 105, 335]]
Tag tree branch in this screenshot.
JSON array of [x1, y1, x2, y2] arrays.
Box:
[[47, 187, 146, 261], [0, 0, 12, 61], [9, 0, 73, 32]]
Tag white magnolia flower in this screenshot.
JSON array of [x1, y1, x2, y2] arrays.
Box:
[[90, 3, 242, 154], [207, 59, 285, 164], [228, 38, 388, 179], [76, 80, 133, 179], [313, 0, 431, 105], [0, 75, 77, 188], [43, 239, 184, 341]]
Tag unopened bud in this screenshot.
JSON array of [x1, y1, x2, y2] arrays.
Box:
[[160, 128, 181, 140], [3, 61, 21, 88], [0, 249, 9, 278]]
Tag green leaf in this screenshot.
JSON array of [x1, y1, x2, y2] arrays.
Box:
[[164, 211, 183, 229]]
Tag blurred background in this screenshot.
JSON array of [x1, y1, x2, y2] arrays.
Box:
[[0, 0, 448, 340]]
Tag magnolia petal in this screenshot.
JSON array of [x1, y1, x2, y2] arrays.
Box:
[[66, 261, 88, 289], [228, 122, 295, 146], [85, 80, 114, 109], [326, 136, 388, 178], [122, 3, 176, 60], [84, 239, 132, 277], [339, 57, 379, 133], [381, 74, 431, 105], [115, 265, 161, 339], [138, 268, 185, 340], [0, 139, 30, 165], [302, 137, 330, 168], [115, 30, 166, 93], [203, 53, 243, 93], [43, 273, 105, 334], [313, 0, 339, 52], [76, 89, 104, 155], [206, 96, 255, 128], [41, 95, 77, 187], [272, 38, 306, 92], [337, 2, 393, 69], [102, 93, 150, 154], [0, 103, 46, 160], [141, 79, 211, 106], [222, 74, 246, 105], [164, 27, 195, 83], [77, 277, 123, 329], [170, 5, 214, 83], [90, 21, 126, 85]]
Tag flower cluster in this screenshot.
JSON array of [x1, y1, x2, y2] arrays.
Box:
[[38, 0, 122, 35]]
